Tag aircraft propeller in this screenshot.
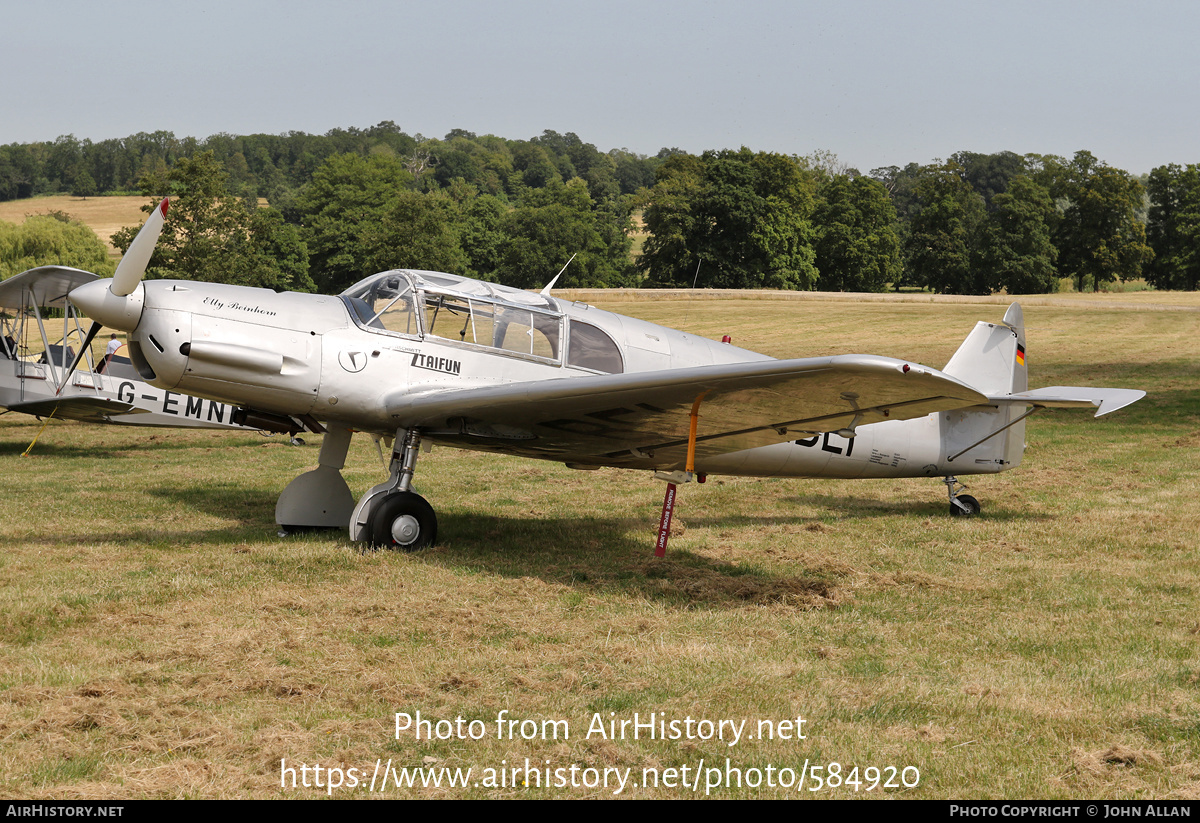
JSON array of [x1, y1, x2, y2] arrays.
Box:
[[56, 199, 168, 394]]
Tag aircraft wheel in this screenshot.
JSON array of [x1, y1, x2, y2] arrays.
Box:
[[369, 491, 437, 551], [950, 494, 981, 517]]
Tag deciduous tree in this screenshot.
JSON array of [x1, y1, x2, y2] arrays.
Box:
[[114, 151, 313, 292], [1049, 151, 1152, 291], [71, 170, 97, 200], [902, 162, 988, 293], [1146, 163, 1200, 290], [812, 175, 900, 292], [0, 213, 115, 279], [638, 149, 819, 290], [290, 153, 413, 292], [495, 179, 634, 288], [974, 175, 1059, 294]]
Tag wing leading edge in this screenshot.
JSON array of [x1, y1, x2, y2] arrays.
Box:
[[383, 355, 987, 469]]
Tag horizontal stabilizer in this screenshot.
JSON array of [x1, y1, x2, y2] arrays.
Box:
[[988, 386, 1146, 417]]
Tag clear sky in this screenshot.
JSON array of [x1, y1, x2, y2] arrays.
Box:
[[4, 0, 1196, 176]]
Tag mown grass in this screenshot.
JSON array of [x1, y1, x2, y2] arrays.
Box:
[[0, 294, 1196, 799]]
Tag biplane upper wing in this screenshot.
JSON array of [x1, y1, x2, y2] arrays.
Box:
[[0, 267, 100, 310], [384, 354, 987, 466]]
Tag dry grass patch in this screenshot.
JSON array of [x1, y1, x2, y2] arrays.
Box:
[[638, 559, 841, 608]]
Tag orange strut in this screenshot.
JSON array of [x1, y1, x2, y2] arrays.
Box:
[[687, 394, 705, 474], [655, 393, 706, 559]]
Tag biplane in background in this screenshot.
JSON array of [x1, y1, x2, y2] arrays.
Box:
[[0, 266, 254, 432], [61, 200, 1143, 551]]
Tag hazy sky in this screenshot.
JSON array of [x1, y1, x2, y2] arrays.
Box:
[[4, 0, 1196, 175]]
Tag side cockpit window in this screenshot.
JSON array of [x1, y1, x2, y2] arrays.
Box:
[[424, 293, 491, 345], [567, 320, 623, 374], [493, 305, 560, 360], [423, 292, 561, 362], [345, 297, 383, 329]]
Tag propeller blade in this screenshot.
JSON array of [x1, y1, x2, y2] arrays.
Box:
[[111, 198, 168, 297], [55, 320, 102, 395]]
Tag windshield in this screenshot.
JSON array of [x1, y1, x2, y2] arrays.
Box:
[[342, 272, 419, 337]]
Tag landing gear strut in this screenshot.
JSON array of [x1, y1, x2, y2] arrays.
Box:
[[349, 428, 438, 551], [943, 476, 981, 517]]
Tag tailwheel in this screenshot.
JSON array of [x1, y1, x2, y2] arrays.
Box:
[[369, 491, 437, 551], [943, 476, 981, 517], [950, 494, 981, 517]]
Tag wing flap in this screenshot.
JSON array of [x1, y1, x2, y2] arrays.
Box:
[[384, 355, 987, 468]]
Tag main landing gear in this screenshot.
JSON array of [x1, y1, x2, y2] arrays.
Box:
[[943, 476, 981, 517], [276, 425, 438, 550], [348, 428, 438, 551]]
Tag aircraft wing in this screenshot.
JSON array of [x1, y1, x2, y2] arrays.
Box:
[[988, 386, 1146, 417], [0, 266, 100, 310], [384, 355, 987, 468], [7, 397, 141, 423]]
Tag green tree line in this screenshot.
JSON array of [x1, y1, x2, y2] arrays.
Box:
[[638, 147, 1164, 293], [3, 124, 1198, 294], [0, 124, 663, 207]]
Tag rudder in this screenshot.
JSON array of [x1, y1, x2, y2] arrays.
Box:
[[939, 303, 1028, 470]]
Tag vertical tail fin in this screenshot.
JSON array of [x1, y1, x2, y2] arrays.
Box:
[[939, 303, 1028, 470], [943, 302, 1026, 394]]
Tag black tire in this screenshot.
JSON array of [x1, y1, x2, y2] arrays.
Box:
[[950, 494, 981, 517], [369, 492, 437, 551]]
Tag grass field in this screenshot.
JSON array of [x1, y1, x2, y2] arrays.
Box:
[[1, 293, 1197, 799]]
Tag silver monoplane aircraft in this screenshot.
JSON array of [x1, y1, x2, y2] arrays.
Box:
[[62, 200, 1143, 550]]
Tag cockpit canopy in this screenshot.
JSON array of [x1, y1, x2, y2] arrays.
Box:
[[341, 269, 625, 374]]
